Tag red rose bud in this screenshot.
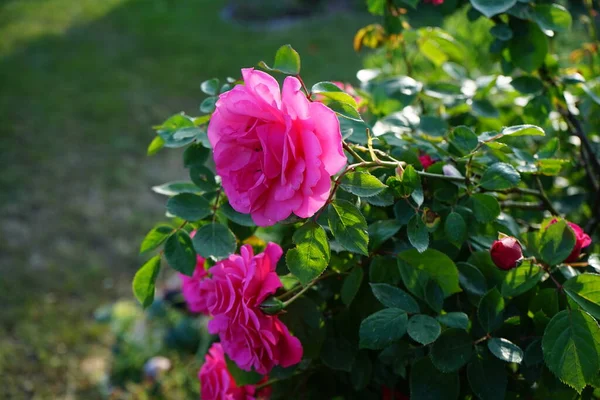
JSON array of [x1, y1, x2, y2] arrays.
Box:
[[490, 237, 523, 270], [548, 219, 592, 263], [418, 154, 435, 169]]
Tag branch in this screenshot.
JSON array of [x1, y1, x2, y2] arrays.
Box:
[[534, 175, 560, 216], [500, 200, 545, 210]]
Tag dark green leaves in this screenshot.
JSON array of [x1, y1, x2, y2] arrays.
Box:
[[192, 222, 236, 259], [431, 328, 473, 372], [500, 124, 545, 138], [359, 308, 408, 349], [511, 76, 543, 94], [286, 222, 331, 286], [311, 81, 358, 108], [155, 114, 202, 148], [407, 315, 441, 345], [508, 22, 548, 73], [533, 4, 572, 33], [543, 310, 600, 392], [410, 358, 459, 400], [478, 288, 505, 333], [132, 255, 161, 308], [328, 200, 369, 255], [164, 231, 196, 276], [226, 355, 262, 386], [469, 0, 516, 18], [563, 274, 600, 320], [437, 312, 469, 330], [407, 214, 429, 253], [448, 126, 478, 156], [540, 219, 576, 266], [445, 212, 467, 247], [488, 338, 523, 364], [501, 262, 543, 298], [398, 249, 461, 297], [259, 44, 301, 75], [340, 172, 386, 197], [341, 267, 363, 306], [200, 78, 220, 96], [467, 355, 508, 400], [470, 194, 501, 223], [140, 224, 173, 254], [480, 163, 521, 190], [370, 283, 420, 314], [166, 193, 212, 221]]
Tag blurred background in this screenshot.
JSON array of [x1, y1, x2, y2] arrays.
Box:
[[0, 0, 370, 398], [1, 0, 594, 398]]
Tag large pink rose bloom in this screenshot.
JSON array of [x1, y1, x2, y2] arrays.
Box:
[[208, 68, 347, 226], [200, 243, 303, 374], [179, 230, 210, 314], [199, 343, 258, 400]]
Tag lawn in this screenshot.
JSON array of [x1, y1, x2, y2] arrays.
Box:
[[0, 0, 370, 397]]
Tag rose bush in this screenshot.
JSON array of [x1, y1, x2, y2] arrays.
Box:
[[133, 0, 600, 399]]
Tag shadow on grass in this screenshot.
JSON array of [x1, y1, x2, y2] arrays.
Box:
[[0, 0, 369, 397]]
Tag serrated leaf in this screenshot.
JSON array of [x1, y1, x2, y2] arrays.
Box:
[[311, 81, 358, 108], [470, 0, 517, 18], [437, 312, 469, 330], [467, 355, 508, 400], [200, 78, 220, 96], [183, 143, 209, 167], [225, 355, 262, 386], [192, 222, 236, 259], [287, 222, 330, 285], [370, 283, 420, 313], [449, 125, 478, 156], [140, 224, 173, 254], [500, 124, 545, 138], [540, 219, 576, 266], [147, 136, 164, 156], [341, 267, 364, 306], [397, 249, 461, 297], [132, 255, 161, 308], [359, 308, 408, 349], [166, 193, 212, 221], [488, 338, 523, 364], [457, 262, 488, 297], [164, 231, 196, 276], [471, 194, 500, 223], [543, 310, 600, 392], [480, 163, 521, 190], [368, 220, 402, 251], [258, 44, 301, 75], [410, 358, 459, 400], [152, 181, 202, 196], [328, 200, 369, 255], [341, 171, 387, 197], [431, 328, 473, 372], [445, 212, 467, 247], [478, 288, 505, 333], [501, 262, 543, 297], [563, 274, 600, 320], [533, 4, 572, 33], [408, 214, 429, 253], [407, 314, 441, 345], [219, 203, 255, 227]]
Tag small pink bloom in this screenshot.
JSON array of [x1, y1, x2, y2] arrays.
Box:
[[208, 68, 347, 226], [200, 243, 303, 374], [199, 343, 258, 400], [490, 237, 523, 270], [424, 0, 444, 5], [418, 154, 435, 169], [548, 219, 592, 263], [179, 231, 210, 314]]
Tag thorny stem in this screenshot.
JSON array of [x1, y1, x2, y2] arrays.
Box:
[[343, 141, 366, 163], [212, 188, 223, 222], [473, 334, 491, 345], [282, 282, 314, 308]]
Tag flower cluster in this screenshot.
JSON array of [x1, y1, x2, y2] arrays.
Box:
[[207, 68, 346, 226]]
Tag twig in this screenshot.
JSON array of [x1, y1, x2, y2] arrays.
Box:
[[500, 201, 544, 210], [534, 175, 560, 216], [296, 75, 312, 100], [343, 141, 366, 163]]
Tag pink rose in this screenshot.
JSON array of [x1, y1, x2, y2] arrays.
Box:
[[548, 219, 592, 263], [200, 243, 303, 374], [424, 0, 444, 5], [418, 154, 435, 169], [490, 237, 523, 270], [199, 343, 258, 400], [179, 231, 210, 314], [208, 68, 347, 226]]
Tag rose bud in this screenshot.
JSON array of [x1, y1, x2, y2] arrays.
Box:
[[490, 236, 523, 270], [548, 219, 592, 263], [419, 154, 435, 169]]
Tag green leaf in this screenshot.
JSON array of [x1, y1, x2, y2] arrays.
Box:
[[467, 355, 508, 400], [418, 115, 449, 137], [500, 124, 545, 138], [200, 78, 220, 96], [501, 262, 543, 297], [140, 224, 173, 254], [563, 274, 600, 320], [370, 283, 420, 313], [199, 97, 217, 113], [540, 219, 576, 266], [311, 81, 358, 108], [470, 194, 501, 223], [225, 355, 262, 386], [534, 4, 572, 33], [488, 338, 523, 364], [410, 358, 459, 400], [368, 220, 402, 251], [341, 171, 387, 197], [431, 328, 473, 372], [478, 288, 505, 333], [321, 336, 356, 372], [437, 312, 469, 330], [508, 22, 548, 73], [258, 44, 301, 75], [183, 143, 209, 167], [359, 308, 408, 349], [192, 222, 237, 259], [397, 249, 461, 297], [166, 193, 212, 221], [445, 212, 467, 247], [155, 114, 201, 148], [480, 163, 521, 190], [164, 231, 196, 276], [426, 279, 444, 313], [472, 99, 499, 118], [457, 262, 488, 297], [341, 267, 364, 306], [152, 181, 202, 196], [366, 0, 385, 15], [407, 214, 429, 253], [327, 100, 363, 121], [351, 351, 372, 391], [470, 0, 516, 18], [543, 310, 600, 392], [511, 76, 544, 94], [490, 24, 513, 41], [147, 136, 164, 156], [537, 137, 560, 159], [328, 200, 369, 256], [448, 126, 478, 156], [369, 256, 401, 285], [286, 222, 330, 285], [132, 255, 161, 308], [407, 315, 441, 345], [219, 203, 255, 227]]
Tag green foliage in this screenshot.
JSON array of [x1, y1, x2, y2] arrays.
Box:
[[132, 255, 161, 308], [286, 221, 331, 285], [164, 231, 196, 276], [259, 44, 301, 75], [191, 222, 236, 259], [328, 199, 369, 255], [359, 308, 408, 349]]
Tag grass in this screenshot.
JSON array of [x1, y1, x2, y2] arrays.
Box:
[[0, 0, 370, 397]]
